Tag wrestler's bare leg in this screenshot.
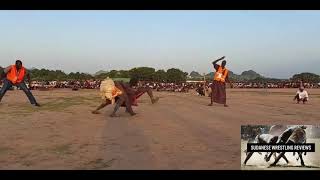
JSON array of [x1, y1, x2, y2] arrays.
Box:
[[136, 87, 159, 104], [110, 94, 136, 117], [92, 99, 111, 114]]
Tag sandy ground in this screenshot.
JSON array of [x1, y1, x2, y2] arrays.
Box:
[[0, 88, 319, 170]]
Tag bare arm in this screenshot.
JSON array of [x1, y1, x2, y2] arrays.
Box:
[[3, 66, 12, 74], [212, 56, 225, 71], [26, 72, 32, 88], [225, 74, 233, 88], [293, 91, 299, 100], [212, 56, 225, 65], [114, 81, 127, 96]]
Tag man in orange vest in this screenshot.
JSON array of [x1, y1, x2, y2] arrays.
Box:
[[208, 56, 232, 107], [0, 60, 40, 106]]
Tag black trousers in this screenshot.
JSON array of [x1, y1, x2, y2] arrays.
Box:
[[0, 78, 38, 105]]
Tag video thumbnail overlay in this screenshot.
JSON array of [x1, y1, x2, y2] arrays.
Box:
[[241, 125, 320, 170]]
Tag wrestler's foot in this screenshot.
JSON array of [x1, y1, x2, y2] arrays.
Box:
[[92, 110, 100, 114], [130, 112, 137, 116], [125, 109, 134, 114], [32, 103, 41, 107], [151, 97, 159, 104], [208, 103, 213, 106], [109, 114, 120, 117], [270, 163, 276, 167], [266, 156, 271, 162], [224, 104, 229, 107]]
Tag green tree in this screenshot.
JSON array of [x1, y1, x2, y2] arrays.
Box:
[[54, 70, 68, 81], [166, 68, 187, 83], [153, 69, 167, 82], [29, 68, 54, 81], [129, 67, 155, 81], [95, 72, 109, 80], [290, 72, 320, 83], [107, 70, 118, 78], [118, 70, 130, 78], [68, 72, 83, 80]]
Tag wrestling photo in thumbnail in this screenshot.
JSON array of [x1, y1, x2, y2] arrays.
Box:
[[241, 125, 320, 170]]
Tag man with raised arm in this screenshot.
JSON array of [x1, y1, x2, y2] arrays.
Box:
[[208, 56, 232, 107]]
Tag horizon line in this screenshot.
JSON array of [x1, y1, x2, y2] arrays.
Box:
[[0, 65, 317, 80]]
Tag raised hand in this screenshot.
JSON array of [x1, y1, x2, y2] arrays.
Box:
[[212, 56, 226, 64]]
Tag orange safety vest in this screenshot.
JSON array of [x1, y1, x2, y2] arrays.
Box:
[[6, 65, 26, 84], [112, 86, 122, 98], [214, 66, 228, 83]]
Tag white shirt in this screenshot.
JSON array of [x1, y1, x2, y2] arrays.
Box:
[[296, 90, 309, 99]]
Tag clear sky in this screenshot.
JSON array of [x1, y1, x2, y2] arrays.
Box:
[[0, 10, 319, 78]]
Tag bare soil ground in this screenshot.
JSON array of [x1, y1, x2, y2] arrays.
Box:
[[0, 88, 319, 169]]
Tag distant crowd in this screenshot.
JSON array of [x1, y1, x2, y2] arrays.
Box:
[[1, 79, 319, 92], [34, 80, 102, 89]]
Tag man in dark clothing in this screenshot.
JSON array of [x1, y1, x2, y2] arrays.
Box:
[[196, 84, 205, 96], [208, 56, 232, 107]]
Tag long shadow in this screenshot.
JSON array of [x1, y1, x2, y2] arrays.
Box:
[[87, 109, 156, 170]]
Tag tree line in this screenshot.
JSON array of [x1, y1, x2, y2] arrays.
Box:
[[0, 66, 189, 83], [95, 67, 189, 83], [1, 66, 319, 83]]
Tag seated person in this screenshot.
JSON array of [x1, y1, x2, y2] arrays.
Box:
[[293, 86, 309, 104]]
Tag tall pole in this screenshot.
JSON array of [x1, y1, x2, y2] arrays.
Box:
[[203, 73, 206, 96]]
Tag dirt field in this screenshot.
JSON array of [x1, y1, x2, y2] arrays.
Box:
[[0, 88, 319, 170]]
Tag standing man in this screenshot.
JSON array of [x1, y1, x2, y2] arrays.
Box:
[[0, 60, 40, 106], [208, 56, 232, 107]]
